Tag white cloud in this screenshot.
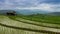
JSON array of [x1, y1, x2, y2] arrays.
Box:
[[16, 3, 60, 12], [0, 0, 60, 12]]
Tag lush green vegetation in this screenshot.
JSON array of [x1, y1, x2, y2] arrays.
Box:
[[0, 14, 60, 34], [0, 15, 43, 34], [8, 15, 60, 29], [17, 14, 60, 25]]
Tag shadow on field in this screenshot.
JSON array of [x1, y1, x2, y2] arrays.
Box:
[[8, 16, 60, 29], [0, 22, 59, 34]]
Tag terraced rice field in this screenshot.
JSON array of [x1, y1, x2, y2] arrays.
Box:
[[0, 15, 60, 34]]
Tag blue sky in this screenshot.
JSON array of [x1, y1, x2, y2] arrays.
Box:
[[0, 0, 60, 12]]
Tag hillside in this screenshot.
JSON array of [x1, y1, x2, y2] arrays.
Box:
[[18, 14, 60, 24], [0, 15, 60, 34]]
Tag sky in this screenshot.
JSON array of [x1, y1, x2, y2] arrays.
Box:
[[0, 0, 60, 12]]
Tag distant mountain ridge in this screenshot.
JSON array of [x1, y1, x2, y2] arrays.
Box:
[[48, 12, 60, 16], [0, 10, 60, 16], [0, 10, 48, 15], [15, 9, 48, 15]]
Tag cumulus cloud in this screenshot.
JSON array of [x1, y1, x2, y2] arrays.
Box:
[[0, 0, 60, 12], [16, 3, 60, 12]]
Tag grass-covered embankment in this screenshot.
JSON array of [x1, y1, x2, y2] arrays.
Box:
[[8, 15, 60, 29], [17, 14, 60, 25], [0, 15, 45, 34], [0, 15, 60, 34]]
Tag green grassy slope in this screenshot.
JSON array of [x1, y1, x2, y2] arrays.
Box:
[[8, 16, 60, 29], [0, 15, 45, 34], [0, 15, 60, 34], [17, 14, 60, 25]]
